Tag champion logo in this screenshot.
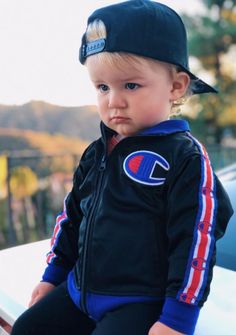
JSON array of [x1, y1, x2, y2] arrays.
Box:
[[123, 150, 170, 186], [202, 187, 214, 197], [180, 293, 197, 304], [191, 257, 207, 271], [198, 221, 213, 234]]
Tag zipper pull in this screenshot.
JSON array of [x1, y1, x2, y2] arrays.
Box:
[[100, 155, 106, 170]]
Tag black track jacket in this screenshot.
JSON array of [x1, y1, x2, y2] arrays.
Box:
[[42, 119, 233, 333]]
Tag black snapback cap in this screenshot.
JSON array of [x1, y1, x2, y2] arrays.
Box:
[[79, 0, 217, 94]]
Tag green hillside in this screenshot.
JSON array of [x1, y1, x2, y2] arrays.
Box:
[[0, 128, 88, 155], [0, 101, 100, 142]]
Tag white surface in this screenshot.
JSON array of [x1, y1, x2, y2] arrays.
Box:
[[0, 239, 50, 308], [0, 240, 236, 333], [195, 266, 236, 334], [0, 289, 25, 326]]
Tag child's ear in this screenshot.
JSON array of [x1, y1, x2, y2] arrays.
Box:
[[170, 72, 190, 101]]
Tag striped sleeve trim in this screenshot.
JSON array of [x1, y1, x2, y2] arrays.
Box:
[[46, 196, 69, 264], [177, 134, 217, 305]]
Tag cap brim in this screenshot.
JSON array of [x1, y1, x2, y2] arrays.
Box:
[[185, 69, 218, 94]]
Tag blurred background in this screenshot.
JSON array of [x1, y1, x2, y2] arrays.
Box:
[[0, 0, 236, 249]]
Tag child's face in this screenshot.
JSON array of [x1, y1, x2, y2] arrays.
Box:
[[87, 55, 179, 136]]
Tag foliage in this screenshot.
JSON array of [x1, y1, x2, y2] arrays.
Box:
[[0, 128, 87, 155], [0, 129, 86, 176], [10, 166, 38, 199], [0, 155, 7, 183], [183, 0, 236, 142]]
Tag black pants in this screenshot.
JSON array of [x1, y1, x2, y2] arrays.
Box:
[[11, 282, 164, 335]]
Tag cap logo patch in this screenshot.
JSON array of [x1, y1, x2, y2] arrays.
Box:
[[123, 150, 170, 186], [83, 38, 106, 58]]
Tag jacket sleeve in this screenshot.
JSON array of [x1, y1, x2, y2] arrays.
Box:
[[41, 143, 95, 286], [159, 147, 234, 334]]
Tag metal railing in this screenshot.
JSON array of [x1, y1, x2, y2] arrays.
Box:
[[0, 151, 80, 249]]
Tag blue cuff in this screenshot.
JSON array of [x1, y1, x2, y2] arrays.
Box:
[[159, 297, 200, 335], [41, 263, 69, 286]]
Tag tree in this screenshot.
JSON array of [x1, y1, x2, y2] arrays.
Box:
[[183, 0, 236, 143], [10, 166, 38, 199], [10, 166, 38, 242], [0, 155, 7, 198]]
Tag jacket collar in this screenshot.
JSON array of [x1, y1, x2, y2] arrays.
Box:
[[101, 119, 190, 139], [139, 119, 190, 136]]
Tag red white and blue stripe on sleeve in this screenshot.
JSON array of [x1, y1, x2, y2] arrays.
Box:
[[46, 197, 69, 264], [42, 196, 70, 285], [177, 134, 217, 306], [159, 135, 217, 334]]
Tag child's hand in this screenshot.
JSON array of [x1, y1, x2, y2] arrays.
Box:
[[28, 282, 55, 307], [148, 322, 185, 335]]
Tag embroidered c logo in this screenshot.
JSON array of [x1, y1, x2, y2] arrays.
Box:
[[123, 150, 170, 186]]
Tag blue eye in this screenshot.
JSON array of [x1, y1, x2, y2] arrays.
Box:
[[125, 83, 139, 90], [98, 84, 109, 92]]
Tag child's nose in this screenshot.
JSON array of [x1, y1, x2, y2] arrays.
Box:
[[108, 91, 127, 109]]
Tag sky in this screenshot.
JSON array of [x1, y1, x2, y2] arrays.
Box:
[[0, 0, 205, 107]]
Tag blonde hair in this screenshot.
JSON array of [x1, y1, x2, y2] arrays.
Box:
[[85, 19, 193, 115]]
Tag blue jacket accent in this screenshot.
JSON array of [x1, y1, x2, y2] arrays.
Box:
[[140, 119, 190, 136], [67, 271, 163, 322]]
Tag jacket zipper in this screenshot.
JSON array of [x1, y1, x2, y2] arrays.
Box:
[[80, 155, 106, 315]]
